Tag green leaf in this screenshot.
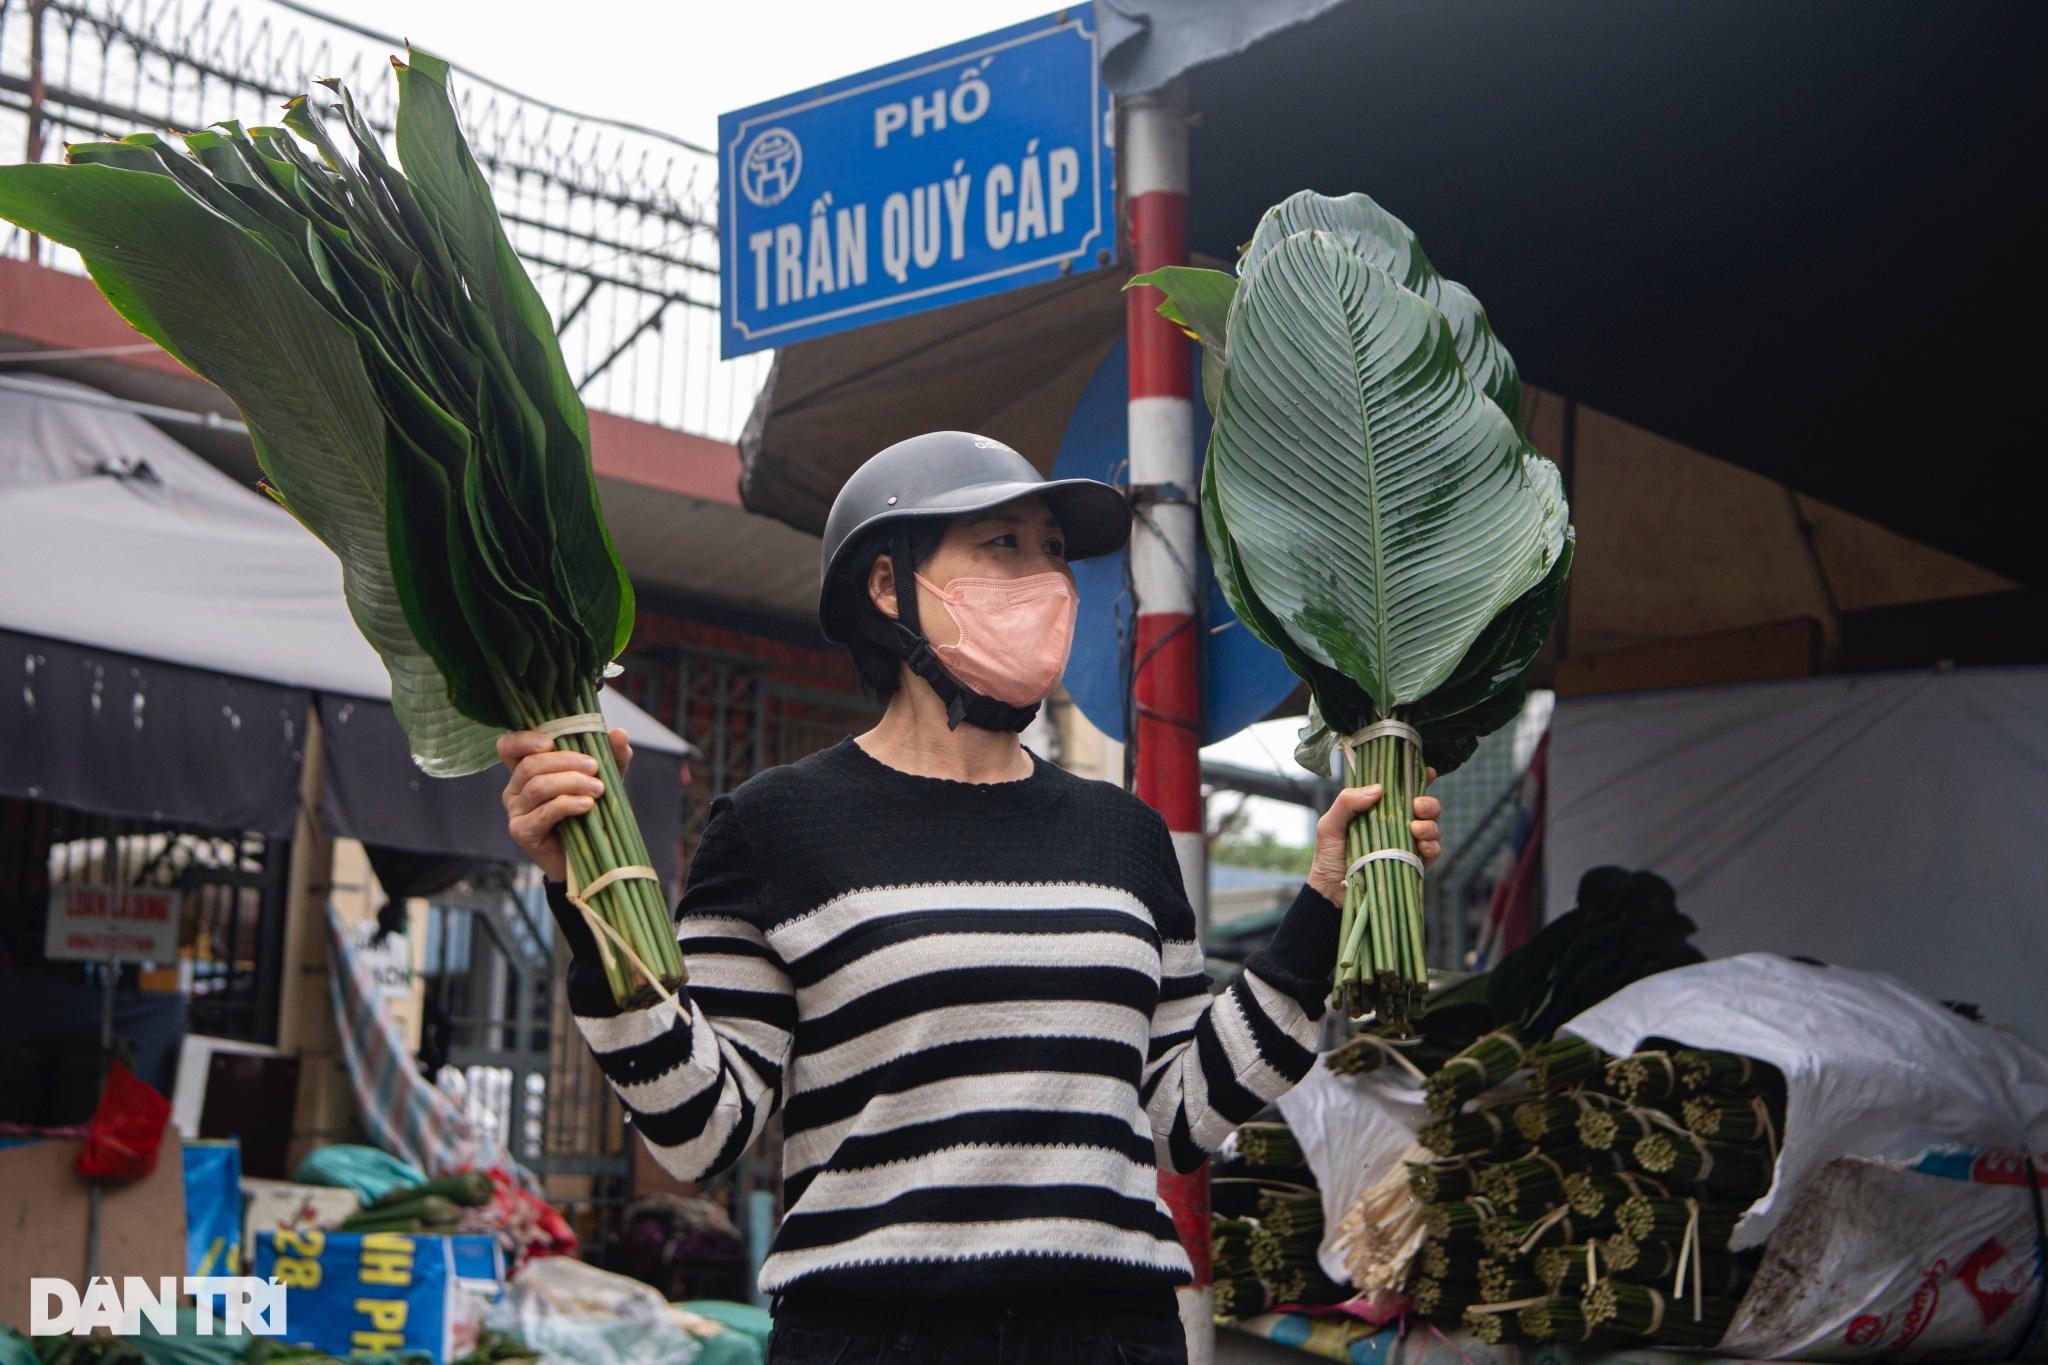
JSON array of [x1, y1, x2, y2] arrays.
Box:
[[0, 162, 504, 773], [1203, 191, 1570, 776], [64, 140, 167, 176], [1197, 252, 1566, 777], [1210, 230, 1564, 714], [393, 51, 634, 664], [1204, 451, 1375, 742], [1407, 533, 1574, 776], [1130, 265, 1237, 414], [1412, 533, 1573, 729], [1241, 190, 1523, 429]]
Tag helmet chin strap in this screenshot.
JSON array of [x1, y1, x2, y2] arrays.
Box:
[[853, 524, 1042, 734]]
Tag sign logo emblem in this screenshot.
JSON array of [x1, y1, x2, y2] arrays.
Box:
[[739, 127, 802, 207]]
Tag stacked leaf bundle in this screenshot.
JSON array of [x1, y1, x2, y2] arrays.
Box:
[[1399, 1032, 1784, 1351], [0, 54, 680, 1008], [1211, 1216, 1271, 1320], [1212, 1120, 1344, 1317], [1135, 190, 1572, 1031], [339, 1169, 494, 1234]]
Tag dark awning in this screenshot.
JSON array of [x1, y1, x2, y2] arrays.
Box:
[[0, 628, 686, 880], [0, 375, 693, 873], [742, 1, 2046, 584], [318, 695, 686, 885], [1174, 0, 2045, 585], [0, 628, 309, 838], [739, 267, 1131, 534]]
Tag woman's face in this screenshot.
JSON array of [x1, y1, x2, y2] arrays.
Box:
[[868, 494, 1071, 649]]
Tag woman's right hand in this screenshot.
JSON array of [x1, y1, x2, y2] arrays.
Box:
[[498, 728, 632, 883]]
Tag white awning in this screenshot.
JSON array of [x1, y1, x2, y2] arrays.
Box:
[[0, 374, 685, 755]]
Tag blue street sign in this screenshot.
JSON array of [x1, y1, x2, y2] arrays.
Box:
[[718, 8, 1115, 358]]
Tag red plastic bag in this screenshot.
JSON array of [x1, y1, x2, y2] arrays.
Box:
[[76, 1060, 172, 1181]]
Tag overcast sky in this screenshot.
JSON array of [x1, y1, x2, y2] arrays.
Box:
[[332, 0, 1058, 149]]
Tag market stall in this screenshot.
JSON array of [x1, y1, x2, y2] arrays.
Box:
[[0, 375, 689, 872], [0, 374, 692, 1290], [0, 182, 757, 1365], [0, 374, 689, 1068], [714, 13, 2048, 1353]]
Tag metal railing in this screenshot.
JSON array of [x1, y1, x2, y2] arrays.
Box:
[[0, 0, 770, 440], [419, 880, 551, 1162], [1, 796, 289, 1044], [615, 647, 874, 851]]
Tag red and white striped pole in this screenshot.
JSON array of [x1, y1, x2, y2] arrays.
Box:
[[1124, 82, 1212, 1364]]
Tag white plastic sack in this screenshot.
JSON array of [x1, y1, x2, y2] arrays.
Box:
[[1725, 1154, 2048, 1361], [1275, 1061, 1428, 1283], [1560, 953, 2048, 1247], [485, 1256, 700, 1365]]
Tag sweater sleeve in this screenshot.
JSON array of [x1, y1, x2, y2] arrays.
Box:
[[558, 796, 795, 1182], [1139, 822, 1335, 1174]]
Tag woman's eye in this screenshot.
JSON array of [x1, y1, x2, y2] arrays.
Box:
[[1046, 539, 1066, 558], [989, 533, 1019, 548]]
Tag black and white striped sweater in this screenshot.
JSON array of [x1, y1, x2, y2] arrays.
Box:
[[555, 737, 1337, 1300]]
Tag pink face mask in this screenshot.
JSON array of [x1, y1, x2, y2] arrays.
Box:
[[914, 571, 1077, 706]]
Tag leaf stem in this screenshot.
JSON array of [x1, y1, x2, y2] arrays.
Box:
[[1335, 722, 1428, 1031], [515, 681, 687, 1007]]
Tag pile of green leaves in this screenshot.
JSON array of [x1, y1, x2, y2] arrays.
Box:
[[0, 53, 681, 1004], [340, 1168, 494, 1232], [1134, 191, 1572, 1028]]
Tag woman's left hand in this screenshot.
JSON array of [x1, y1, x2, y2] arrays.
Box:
[[1306, 775, 1442, 907]]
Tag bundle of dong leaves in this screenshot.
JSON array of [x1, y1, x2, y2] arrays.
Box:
[[0, 54, 682, 1006], [1319, 872, 1771, 1353], [1135, 192, 1573, 1032]]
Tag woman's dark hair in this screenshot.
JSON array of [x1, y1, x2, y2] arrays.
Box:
[[830, 518, 949, 702]]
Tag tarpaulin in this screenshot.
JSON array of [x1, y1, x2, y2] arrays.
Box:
[[1096, 0, 1350, 95], [0, 371, 688, 864], [1563, 953, 2048, 1246], [1547, 666, 2048, 1052], [182, 1139, 243, 1275], [253, 1230, 501, 1363], [0, 626, 308, 838], [320, 694, 684, 886], [324, 903, 528, 1186]]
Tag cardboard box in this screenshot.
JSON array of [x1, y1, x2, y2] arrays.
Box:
[[0, 1126, 186, 1335], [241, 1178, 360, 1264], [252, 1231, 503, 1363]]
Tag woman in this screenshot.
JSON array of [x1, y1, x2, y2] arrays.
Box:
[[500, 432, 1441, 1363]]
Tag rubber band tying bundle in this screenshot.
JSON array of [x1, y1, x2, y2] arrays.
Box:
[[565, 860, 670, 1004], [537, 711, 609, 741]]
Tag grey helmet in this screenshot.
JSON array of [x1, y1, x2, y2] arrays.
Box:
[[818, 431, 1130, 730]]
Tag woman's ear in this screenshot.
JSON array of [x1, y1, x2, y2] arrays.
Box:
[[867, 553, 900, 621]]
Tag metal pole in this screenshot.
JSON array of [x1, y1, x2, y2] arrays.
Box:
[[1123, 81, 1212, 1365], [85, 957, 115, 1280], [25, 0, 49, 264]]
